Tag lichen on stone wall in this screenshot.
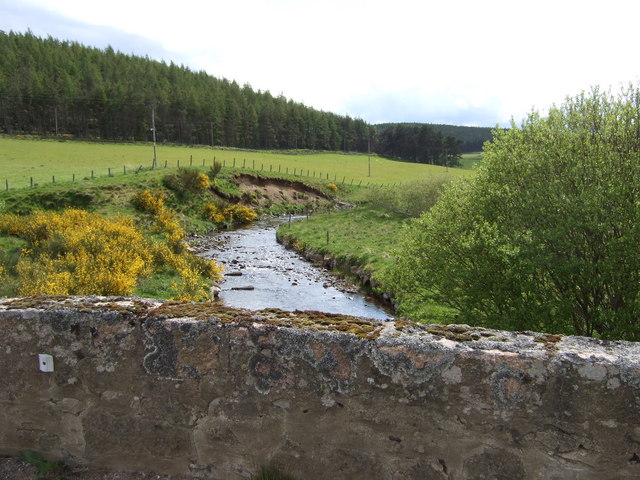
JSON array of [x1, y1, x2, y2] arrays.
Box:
[[2, 296, 640, 479]]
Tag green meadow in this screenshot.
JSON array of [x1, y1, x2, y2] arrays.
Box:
[[459, 152, 483, 170], [0, 137, 472, 191]]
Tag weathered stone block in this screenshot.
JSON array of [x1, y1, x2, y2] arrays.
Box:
[[1, 296, 640, 479]]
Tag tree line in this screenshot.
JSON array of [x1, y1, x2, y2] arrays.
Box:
[[375, 124, 463, 167], [0, 31, 374, 151], [376, 123, 495, 153], [0, 31, 463, 164]]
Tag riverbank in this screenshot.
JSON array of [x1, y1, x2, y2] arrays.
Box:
[[191, 216, 393, 319], [276, 206, 457, 323], [275, 207, 400, 303]]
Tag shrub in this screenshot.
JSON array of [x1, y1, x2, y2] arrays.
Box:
[[163, 168, 209, 196], [0, 209, 154, 296], [131, 189, 165, 214], [363, 178, 450, 217], [208, 161, 223, 181], [203, 202, 226, 223], [152, 242, 223, 301], [391, 86, 640, 340], [197, 172, 210, 189], [132, 189, 187, 252], [326, 182, 338, 191], [0, 207, 222, 301], [203, 202, 257, 226], [224, 204, 258, 224]]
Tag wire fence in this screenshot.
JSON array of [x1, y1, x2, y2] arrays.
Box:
[[4, 154, 397, 192]]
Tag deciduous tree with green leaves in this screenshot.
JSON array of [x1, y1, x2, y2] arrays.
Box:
[[392, 86, 640, 340]]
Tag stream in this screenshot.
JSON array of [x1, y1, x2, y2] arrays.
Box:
[[198, 217, 393, 320]]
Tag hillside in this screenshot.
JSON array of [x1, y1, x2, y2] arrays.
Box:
[[1, 31, 482, 165], [0, 31, 372, 151]]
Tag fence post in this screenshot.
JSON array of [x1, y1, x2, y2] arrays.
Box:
[[52, 175, 55, 184], [190, 155, 193, 166], [233, 158, 236, 167], [124, 165, 127, 175], [91, 170, 94, 179], [73, 173, 76, 182], [178, 159, 180, 168], [30, 177, 33, 187], [164, 160, 167, 168], [108, 167, 112, 177], [5, 179, 7, 191], [253, 159, 255, 169], [243, 158, 246, 168], [202, 159, 205, 166]]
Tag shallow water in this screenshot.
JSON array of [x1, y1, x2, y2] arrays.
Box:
[[200, 217, 393, 320]]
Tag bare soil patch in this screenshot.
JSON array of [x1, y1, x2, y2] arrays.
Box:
[[235, 173, 332, 207]]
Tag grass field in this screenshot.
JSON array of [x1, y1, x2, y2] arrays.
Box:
[[277, 206, 457, 323], [459, 152, 483, 170], [0, 137, 472, 191]]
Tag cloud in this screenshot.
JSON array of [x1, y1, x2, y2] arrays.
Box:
[[0, 2, 181, 63], [344, 89, 506, 127], [3, 0, 640, 127]]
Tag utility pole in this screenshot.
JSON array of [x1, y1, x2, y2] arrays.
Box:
[[368, 136, 371, 177], [151, 106, 157, 168]]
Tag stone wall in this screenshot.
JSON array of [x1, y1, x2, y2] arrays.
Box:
[[1, 296, 639, 479]]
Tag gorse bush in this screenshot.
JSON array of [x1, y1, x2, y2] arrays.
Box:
[[225, 204, 258, 223], [203, 202, 257, 226], [326, 182, 338, 192], [131, 189, 165, 214], [151, 242, 222, 301], [132, 189, 187, 253], [203, 202, 226, 224], [0, 207, 223, 300], [0, 209, 153, 296]]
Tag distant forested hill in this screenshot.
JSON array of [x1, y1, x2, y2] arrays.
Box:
[[0, 31, 479, 165], [375, 123, 495, 153], [0, 31, 373, 151]]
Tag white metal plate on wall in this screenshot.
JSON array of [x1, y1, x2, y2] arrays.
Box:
[[38, 354, 54, 372]]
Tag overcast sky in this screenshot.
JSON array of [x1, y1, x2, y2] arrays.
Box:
[[2, 0, 638, 127]]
